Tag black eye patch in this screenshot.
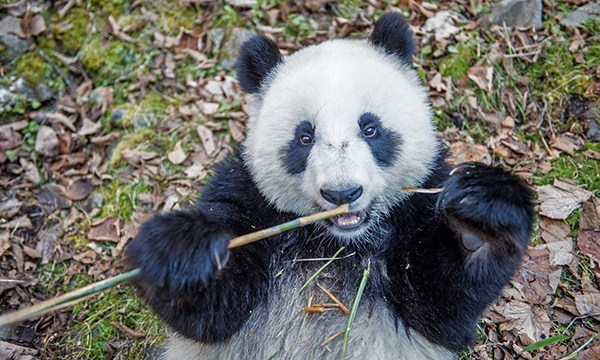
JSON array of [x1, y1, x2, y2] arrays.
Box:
[[358, 112, 402, 168], [281, 120, 314, 175]]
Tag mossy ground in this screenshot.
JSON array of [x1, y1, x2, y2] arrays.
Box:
[[1, 0, 598, 358]]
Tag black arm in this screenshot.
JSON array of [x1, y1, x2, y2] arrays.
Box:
[[125, 151, 282, 342], [387, 162, 534, 351]]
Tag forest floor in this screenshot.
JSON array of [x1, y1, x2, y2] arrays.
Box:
[[0, 0, 599, 359]]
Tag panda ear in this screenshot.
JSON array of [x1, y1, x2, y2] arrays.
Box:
[[369, 12, 415, 64], [236, 35, 282, 94]]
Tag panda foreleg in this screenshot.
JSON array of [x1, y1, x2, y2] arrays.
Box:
[[437, 162, 534, 273], [125, 206, 272, 343]]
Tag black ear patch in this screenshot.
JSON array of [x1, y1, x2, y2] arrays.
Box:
[[236, 35, 282, 94], [369, 12, 415, 64]]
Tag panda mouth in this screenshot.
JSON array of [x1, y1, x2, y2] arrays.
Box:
[[330, 210, 367, 229]]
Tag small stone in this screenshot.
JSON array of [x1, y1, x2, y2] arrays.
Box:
[[0, 16, 33, 63], [36, 83, 55, 102], [561, 3, 600, 28], [487, 0, 543, 30], [588, 120, 600, 142], [34, 125, 59, 157]]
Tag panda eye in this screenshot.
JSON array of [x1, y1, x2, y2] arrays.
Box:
[[363, 126, 377, 138], [299, 134, 313, 146]]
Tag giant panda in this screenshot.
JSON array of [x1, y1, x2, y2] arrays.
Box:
[[126, 12, 534, 359]]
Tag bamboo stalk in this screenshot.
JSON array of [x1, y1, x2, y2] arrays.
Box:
[[340, 260, 371, 360], [0, 204, 350, 327], [401, 186, 443, 194], [0, 269, 140, 327], [228, 204, 349, 249]]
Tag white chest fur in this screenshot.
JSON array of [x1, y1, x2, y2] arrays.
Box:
[[163, 257, 454, 360]]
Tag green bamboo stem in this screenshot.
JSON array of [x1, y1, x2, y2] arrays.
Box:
[[340, 260, 371, 359], [0, 204, 349, 327]]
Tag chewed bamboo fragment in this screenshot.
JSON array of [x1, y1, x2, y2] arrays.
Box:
[[0, 204, 350, 327], [321, 330, 344, 346], [317, 284, 349, 315]]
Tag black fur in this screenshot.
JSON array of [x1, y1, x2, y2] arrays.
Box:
[[126, 155, 284, 342], [369, 12, 415, 64], [236, 35, 282, 93], [281, 120, 314, 175], [126, 149, 534, 351], [126, 12, 534, 354], [358, 112, 402, 167]]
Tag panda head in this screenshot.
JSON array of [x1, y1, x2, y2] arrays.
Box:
[[237, 13, 440, 242]]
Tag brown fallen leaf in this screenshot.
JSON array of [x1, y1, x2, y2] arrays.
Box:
[[63, 179, 95, 201], [513, 247, 555, 304], [428, 72, 447, 92], [499, 300, 551, 342], [197, 125, 218, 156], [0, 126, 23, 151], [0, 197, 22, 218], [35, 125, 59, 157], [544, 240, 574, 266], [467, 64, 493, 95], [536, 180, 593, 220], [582, 149, 600, 160], [88, 217, 123, 243], [0, 231, 9, 257], [539, 218, 570, 244], [168, 141, 187, 165], [448, 141, 492, 165], [574, 293, 600, 321], [580, 198, 600, 231], [35, 223, 64, 264], [37, 184, 72, 213], [577, 230, 600, 264], [550, 134, 581, 155], [0, 215, 32, 230], [0, 340, 38, 359]]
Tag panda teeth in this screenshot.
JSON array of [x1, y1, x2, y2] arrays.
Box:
[[331, 212, 363, 228]]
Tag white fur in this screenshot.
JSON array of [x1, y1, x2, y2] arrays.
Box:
[[163, 257, 453, 360], [243, 39, 439, 239]]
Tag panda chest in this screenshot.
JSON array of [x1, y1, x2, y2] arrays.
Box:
[[222, 261, 452, 359]]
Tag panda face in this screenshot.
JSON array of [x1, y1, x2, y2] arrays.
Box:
[[241, 39, 440, 242], [235, 13, 441, 242]]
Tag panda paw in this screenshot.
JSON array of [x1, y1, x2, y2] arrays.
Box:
[[125, 209, 233, 299], [437, 162, 533, 249]]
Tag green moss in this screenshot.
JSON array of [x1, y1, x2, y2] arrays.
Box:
[[98, 180, 153, 221], [212, 4, 242, 28], [160, 5, 198, 34], [52, 286, 166, 359], [533, 143, 600, 195], [80, 35, 130, 76], [439, 41, 478, 79], [89, 0, 132, 18], [527, 39, 597, 106], [36, 262, 71, 294], [285, 14, 318, 39], [108, 93, 174, 130], [13, 51, 53, 85], [51, 8, 90, 52]]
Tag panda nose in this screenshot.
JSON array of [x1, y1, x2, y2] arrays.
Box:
[[320, 186, 363, 205]]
